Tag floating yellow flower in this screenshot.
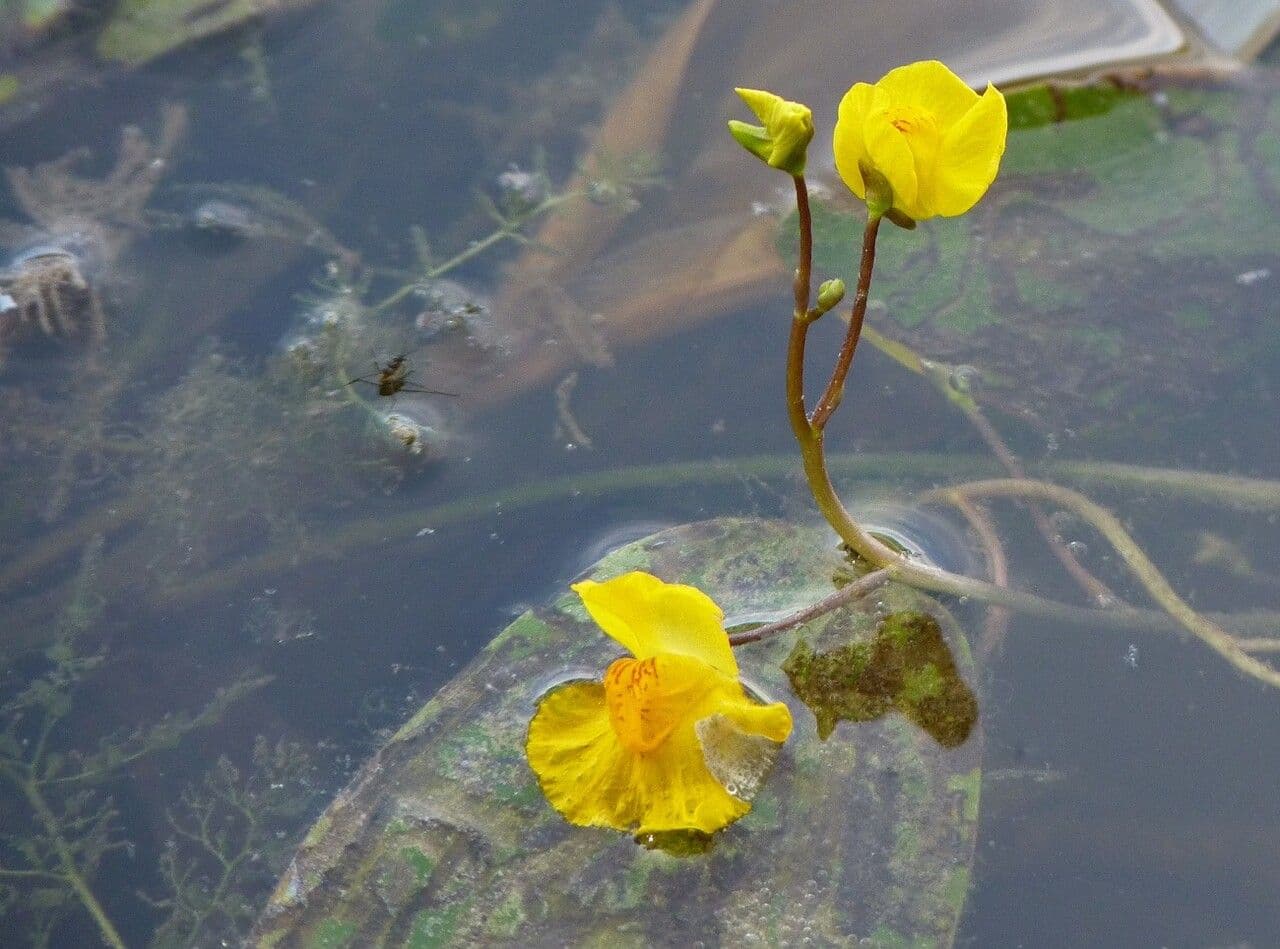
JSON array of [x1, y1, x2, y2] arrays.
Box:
[[833, 60, 1007, 222], [526, 571, 793, 835]]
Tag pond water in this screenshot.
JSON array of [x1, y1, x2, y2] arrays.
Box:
[[2, 1, 1280, 946]]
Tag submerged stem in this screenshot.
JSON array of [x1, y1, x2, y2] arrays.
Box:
[[955, 396, 1115, 607], [372, 191, 579, 313], [862, 321, 1114, 606], [940, 490, 1011, 659], [4, 767, 126, 949], [931, 478, 1280, 689]]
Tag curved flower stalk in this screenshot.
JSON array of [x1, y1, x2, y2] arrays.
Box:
[[526, 571, 792, 835]]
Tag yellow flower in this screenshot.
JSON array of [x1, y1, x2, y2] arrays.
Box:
[[833, 60, 1007, 222], [526, 571, 793, 835], [728, 87, 815, 176]]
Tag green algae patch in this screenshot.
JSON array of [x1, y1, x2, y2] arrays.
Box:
[[300, 810, 333, 849], [493, 611, 560, 661], [407, 903, 467, 948], [400, 847, 435, 886], [943, 866, 972, 916], [251, 519, 982, 946], [783, 611, 978, 746], [308, 918, 356, 949], [485, 891, 525, 939], [1005, 82, 1138, 130], [948, 768, 983, 825]]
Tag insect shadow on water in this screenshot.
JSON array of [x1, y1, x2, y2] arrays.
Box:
[[344, 352, 457, 400]]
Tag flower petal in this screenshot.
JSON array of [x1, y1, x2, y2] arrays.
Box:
[[934, 83, 1008, 217], [526, 679, 647, 830], [604, 654, 715, 753], [833, 82, 875, 200], [709, 690, 793, 743], [876, 59, 979, 133], [863, 106, 920, 218], [695, 695, 792, 802], [572, 572, 737, 676], [526, 676, 751, 834], [832, 60, 1006, 220]]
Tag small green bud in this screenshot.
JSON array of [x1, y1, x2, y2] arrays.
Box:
[[729, 87, 814, 176], [816, 278, 846, 315]]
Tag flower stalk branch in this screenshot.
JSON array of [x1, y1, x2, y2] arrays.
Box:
[[811, 211, 881, 430], [728, 568, 890, 646]]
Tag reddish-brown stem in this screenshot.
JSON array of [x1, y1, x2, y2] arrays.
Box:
[[786, 176, 815, 433], [729, 569, 891, 646], [792, 175, 812, 317], [811, 213, 882, 430]]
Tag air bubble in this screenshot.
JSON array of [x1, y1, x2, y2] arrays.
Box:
[[949, 364, 980, 393], [1124, 644, 1139, 669]]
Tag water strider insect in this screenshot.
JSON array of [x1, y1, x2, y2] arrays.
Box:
[[345, 353, 455, 398]]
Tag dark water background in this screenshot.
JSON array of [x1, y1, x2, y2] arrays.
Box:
[[1, 1, 1279, 946]]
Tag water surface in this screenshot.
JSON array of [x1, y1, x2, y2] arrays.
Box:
[[1, 1, 1279, 945]]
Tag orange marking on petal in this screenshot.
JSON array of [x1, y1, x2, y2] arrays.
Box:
[[604, 656, 678, 753]]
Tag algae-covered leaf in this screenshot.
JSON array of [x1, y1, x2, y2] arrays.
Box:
[[783, 611, 978, 746], [1005, 82, 1139, 130], [252, 520, 982, 947]]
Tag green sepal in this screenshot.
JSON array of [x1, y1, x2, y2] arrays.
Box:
[[728, 119, 774, 165]]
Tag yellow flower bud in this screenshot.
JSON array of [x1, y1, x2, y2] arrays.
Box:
[[728, 87, 814, 176], [833, 60, 1007, 222]]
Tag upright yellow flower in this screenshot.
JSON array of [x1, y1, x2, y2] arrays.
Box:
[[526, 572, 793, 835], [833, 60, 1007, 222]]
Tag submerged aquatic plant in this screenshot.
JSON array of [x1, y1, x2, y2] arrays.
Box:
[[0, 103, 186, 366], [146, 737, 318, 949], [526, 571, 792, 836], [0, 539, 269, 948]]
